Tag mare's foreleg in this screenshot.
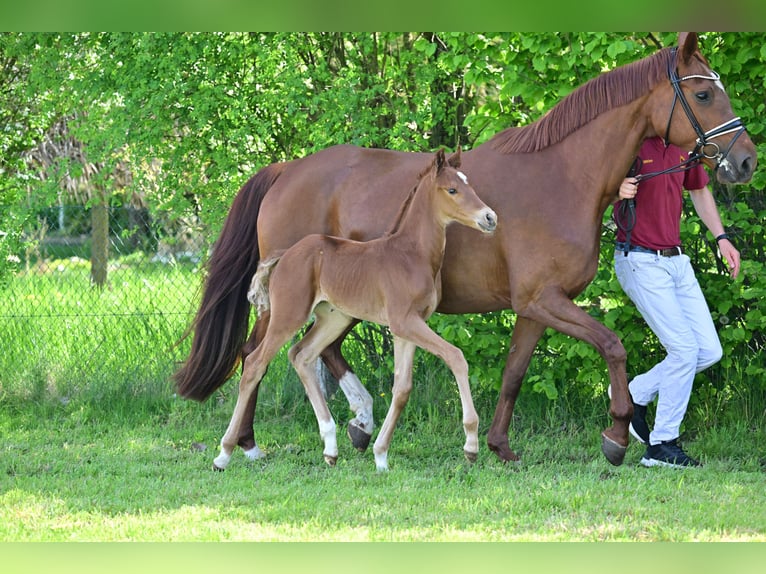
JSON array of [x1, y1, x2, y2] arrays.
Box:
[[487, 317, 546, 462], [289, 304, 355, 466], [319, 323, 375, 452], [372, 337, 416, 471], [512, 288, 631, 465]]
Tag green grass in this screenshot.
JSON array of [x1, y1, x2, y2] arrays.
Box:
[[2, 375, 765, 542]]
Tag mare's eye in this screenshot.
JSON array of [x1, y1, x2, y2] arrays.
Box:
[[447, 188, 457, 195], [694, 91, 711, 103]]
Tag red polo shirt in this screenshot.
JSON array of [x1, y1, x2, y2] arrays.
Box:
[[615, 137, 709, 250]]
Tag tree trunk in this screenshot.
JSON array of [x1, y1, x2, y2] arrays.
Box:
[[90, 185, 109, 288]]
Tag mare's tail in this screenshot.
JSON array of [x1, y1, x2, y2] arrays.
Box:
[[174, 163, 285, 401]]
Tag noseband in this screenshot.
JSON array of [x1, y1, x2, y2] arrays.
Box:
[[664, 47, 747, 171]]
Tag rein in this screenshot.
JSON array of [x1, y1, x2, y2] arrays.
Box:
[[617, 48, 748, 256]]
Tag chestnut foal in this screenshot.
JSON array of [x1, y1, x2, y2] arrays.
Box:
[[212, 149, 497, 471]]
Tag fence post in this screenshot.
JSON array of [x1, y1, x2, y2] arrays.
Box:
[[90, 184, 109, 288]]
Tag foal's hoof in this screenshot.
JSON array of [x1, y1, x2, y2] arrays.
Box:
[[323, 454, 338, 467], [464, 449, 478, 464], [601, 432, 627, 466], [347, 421, 372, 452], [212, 463, 226, 472]]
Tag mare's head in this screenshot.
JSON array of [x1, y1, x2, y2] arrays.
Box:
[[651, 32, 757, 184], [422, 149, 497, 233]]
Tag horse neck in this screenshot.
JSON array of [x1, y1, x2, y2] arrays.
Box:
[[388, 180, 449, 273]]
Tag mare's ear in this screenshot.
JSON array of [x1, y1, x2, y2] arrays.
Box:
[[447, 148, 461, 169], [678, 32, 698, 63]]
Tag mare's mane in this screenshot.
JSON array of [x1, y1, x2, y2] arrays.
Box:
[[491, 47, 675, 154]]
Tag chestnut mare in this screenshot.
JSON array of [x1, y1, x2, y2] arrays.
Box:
[[175, 33, 756, 467], [210, 150, 497, 471]]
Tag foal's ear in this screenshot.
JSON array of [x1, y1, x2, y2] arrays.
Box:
[[447, 148, 461, 169], [678, 32, 699, 63], [434, 148, 446, 173]]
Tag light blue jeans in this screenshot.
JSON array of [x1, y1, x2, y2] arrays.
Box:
[[614, 251, 722, 444]]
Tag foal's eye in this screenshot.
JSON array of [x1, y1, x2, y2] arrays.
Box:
[[447, 188, 457, 195], [694, 91, 711, 103]]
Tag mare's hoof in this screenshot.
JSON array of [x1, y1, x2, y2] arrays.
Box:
[[347, 422, 372, 452], [487, 442, 520, 463], [464, 449, 478, 464], [323, 454, 338, 467], [601, 432, 627, 466]]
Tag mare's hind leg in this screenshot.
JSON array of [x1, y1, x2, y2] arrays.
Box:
[[388, 315, 479, 464], [487, 316, 546, 463], [319, 323, 375, 452], [289, 304, 355, 466], [372, 337, 416, 471]]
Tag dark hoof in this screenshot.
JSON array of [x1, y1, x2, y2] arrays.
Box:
[[323, 454, 338, 467], [464, 450, 478, 464], [347, 421, 372, 452], [601, 432, 627, 466], [487, 442, 520, 463], [212, 464, 225, 472]]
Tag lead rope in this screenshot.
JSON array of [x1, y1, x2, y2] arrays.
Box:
[[616, 152, 703, 256]]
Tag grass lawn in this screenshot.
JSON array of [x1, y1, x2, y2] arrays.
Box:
[[2, 385, 765, 543]]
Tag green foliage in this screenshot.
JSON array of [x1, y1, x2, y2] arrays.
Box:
[[2, 32, 765, 423]]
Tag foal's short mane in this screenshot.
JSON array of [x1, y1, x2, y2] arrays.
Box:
[[491, 47, 675, 154], [384, 160, 436, 236]]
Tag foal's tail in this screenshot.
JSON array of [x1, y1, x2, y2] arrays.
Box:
[[246, 255, 282, 317], [174, 163, 286, 401]]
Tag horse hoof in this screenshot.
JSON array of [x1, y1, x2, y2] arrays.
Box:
[[212, 463, 225, 472], [464, 449, 478, 463], [347, 422, 372, 452], [323, 454, 338, 467], [601, 432, 627, 466], [487, 442, 520, 463]]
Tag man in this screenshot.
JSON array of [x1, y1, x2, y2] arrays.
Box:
[[612, 136, 740, 468]]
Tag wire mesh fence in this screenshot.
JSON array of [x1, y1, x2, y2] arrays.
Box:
[[0, 205, 212, 402]]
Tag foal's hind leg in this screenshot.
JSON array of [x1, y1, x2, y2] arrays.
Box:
[[213, 331, 287, 470], [372, 337, 416, 471], [234, 310, 272, 460], [289, 304, 355, 466], [319, 323, 375, 452]]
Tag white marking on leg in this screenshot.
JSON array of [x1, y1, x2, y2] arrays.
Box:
[[213, 449, 232, 470], [339, 371, 374, 432], [374, 450, 389, 472], [243, 445, 266, 460], [318, 418, 338, 459]]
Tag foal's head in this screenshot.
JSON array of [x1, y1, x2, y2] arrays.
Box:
[[422, 149, 497, 233]]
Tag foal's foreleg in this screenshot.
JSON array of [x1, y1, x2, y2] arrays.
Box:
[[389, 317, 479, 464]]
